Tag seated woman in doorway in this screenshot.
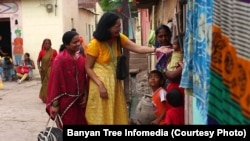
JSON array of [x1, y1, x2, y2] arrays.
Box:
[[1, 55, 15, 81], [16, 52, 35, 83]]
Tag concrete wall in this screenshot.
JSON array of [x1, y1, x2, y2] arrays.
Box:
[[78, 9, 96, 44], [61, 0, 79, 32], [21, 0, 96, 77], [95, 3, 104, 25], [78, 2, 103, 45], [21, 0, 64, 77]]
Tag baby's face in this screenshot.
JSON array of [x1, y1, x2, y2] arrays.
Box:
[[173, 39, 180, 51]]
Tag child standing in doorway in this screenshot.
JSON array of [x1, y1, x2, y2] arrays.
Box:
[[149, 70, 167, 125]]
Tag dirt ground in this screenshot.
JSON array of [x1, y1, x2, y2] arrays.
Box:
[[0, 79, 49, 141]]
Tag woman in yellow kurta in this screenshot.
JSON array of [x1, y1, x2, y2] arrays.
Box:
[[85, 12, 172, 125]]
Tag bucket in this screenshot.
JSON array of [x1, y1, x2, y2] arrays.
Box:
[[134, 94, 155, 124]]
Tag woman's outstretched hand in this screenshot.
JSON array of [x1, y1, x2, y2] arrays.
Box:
[[157, 46, 174, 54]]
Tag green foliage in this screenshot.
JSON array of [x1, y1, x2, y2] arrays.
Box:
[[98, 0, 138, 17], [99, 0, 121, 12]]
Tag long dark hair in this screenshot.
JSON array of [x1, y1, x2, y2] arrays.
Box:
[[59, 44, 65, 52], [24, 52, 30, 58], [93, 12, 120, 41], [24, 52, 32, 64], [59, 31, 79, 52]]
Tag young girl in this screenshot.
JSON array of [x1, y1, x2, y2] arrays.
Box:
[[149, 70, 167, 125]]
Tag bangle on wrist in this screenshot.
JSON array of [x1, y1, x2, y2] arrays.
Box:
[[52, 102, 59, 107]]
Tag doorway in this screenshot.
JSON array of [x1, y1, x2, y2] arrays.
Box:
[[0, 18, 12, 58]]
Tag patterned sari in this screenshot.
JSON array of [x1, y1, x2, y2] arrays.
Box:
[[39, 48, 53, 103]]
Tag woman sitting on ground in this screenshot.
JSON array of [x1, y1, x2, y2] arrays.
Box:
[[16, 52, 35, 83]]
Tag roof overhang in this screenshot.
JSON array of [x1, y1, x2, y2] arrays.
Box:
[[79, 7, 98, 15], [78, 0, 98, 9]]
